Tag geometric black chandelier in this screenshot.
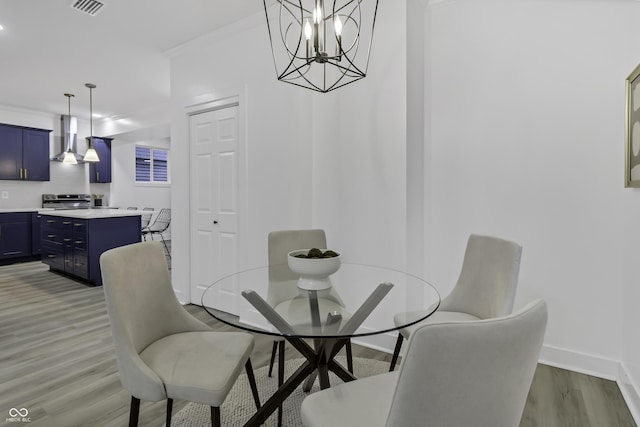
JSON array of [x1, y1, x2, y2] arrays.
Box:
[[262, 0, 379, 93]]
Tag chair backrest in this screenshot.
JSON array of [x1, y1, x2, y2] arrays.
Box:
[[386, 299, 547, 427], [100, 241, 209, 400], [149, 208, 171, 232], [268, 229, 326, 280], [140, 207, 154, 229], [441, 234, 522, 319]]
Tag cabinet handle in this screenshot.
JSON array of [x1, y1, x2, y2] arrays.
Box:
[[24, 168, 27, 179], [19, 168, 23, 179], [74, 223, 83, 227], [47, 254, 56, 259], [62, 221, 71, 225], [97, 172, 100, 181], [47, 234, 55, 238], [47, 220, 55, 224], [63, 238, 71, 242], [75, 240, 83, 244]]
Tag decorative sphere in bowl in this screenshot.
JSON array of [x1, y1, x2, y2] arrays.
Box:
[[287, 249, 341, 290]]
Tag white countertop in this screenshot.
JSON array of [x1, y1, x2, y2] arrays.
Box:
[[37, 209, 148, 219]]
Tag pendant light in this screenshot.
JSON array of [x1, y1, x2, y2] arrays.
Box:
[[262, 0, 379, 93], [62, 93, 78, 165], [82, 83, 100, 163]]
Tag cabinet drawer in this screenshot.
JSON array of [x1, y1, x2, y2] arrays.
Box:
[[41, 228, 63, 244], [71, 220, 87, 234], [74, 250, 88, 278], [72, 234, 86, 251], [42, 216, 65, 229], [41, 241, 64, 270], [42, 216, 77, 230]]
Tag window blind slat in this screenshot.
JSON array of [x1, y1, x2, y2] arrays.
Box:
[[136, 146, 169, 183]]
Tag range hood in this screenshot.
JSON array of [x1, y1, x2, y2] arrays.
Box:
[[52, 114, 84, 163]]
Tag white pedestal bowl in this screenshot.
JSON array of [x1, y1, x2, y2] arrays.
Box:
[[287, 249, 341, 291]]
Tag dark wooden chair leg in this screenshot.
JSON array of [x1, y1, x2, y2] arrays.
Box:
[[389, 334, 404, 371], [346, 339, 354, 374], [129, 396, 140, 427], [268, 340, 278, 377], [245, 359, 261, 410], [165, 398, 173, 427], [211, 406, 221, 427], [277, 340, 285, 427]]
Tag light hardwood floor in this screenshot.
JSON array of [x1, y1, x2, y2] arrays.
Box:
[[0, 261, 636, 427]]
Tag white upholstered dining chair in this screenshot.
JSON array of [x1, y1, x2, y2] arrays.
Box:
[[100, 241, 260, 427], [301, 299, 548, 427], [389, 233, 522, 371], [267, 229, 354, 378]]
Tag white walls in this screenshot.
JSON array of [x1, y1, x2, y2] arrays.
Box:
[[0, 105, 94, 208], [109, 136, 171, 221], [425, 0, 640, 392], [169, 13, 314, 301], [168, 2, 410, 307], [622, 186, 640, 417], [311, 0, 408, 270]]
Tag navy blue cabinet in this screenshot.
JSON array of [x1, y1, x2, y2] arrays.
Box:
[[0, 124, 51, 181], [41, 214, 140, 285], [0, 126, 22, 180], [31, 213, 42, 255], [22, 129, 51, 181], [88, 137, 112, 183], [0, 213, 31, 259]]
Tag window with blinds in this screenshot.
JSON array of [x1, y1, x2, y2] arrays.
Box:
[[136, 146, 169, 183]]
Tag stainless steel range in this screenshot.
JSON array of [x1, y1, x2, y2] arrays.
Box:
[[42, 194, 92, 210]]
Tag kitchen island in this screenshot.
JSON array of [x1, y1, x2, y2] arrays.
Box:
[[40, 209, 143, 286]]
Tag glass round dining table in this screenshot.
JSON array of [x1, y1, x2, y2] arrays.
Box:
[[201, 262, 440, 427]]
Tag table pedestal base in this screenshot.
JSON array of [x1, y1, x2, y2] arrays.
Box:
[[243, 337, 355, 427]]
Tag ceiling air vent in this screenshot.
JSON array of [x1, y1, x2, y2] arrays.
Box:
[[70, 0, 105, 16]]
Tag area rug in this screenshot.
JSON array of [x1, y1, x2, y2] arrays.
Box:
[[169, 357, 389, 426]]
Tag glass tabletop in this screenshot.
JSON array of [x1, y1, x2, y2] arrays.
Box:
[[201, 262, 441, 339]]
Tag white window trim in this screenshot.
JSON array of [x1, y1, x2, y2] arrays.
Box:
[[135, 145, 170, 185]]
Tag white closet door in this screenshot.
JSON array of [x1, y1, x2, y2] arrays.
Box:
[[189, 105, 239, 314]]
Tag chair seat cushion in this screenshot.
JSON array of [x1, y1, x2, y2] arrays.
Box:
[[300, 371, 399, 427], [395, 310, 480, 338], [139, 331, 253, 406]]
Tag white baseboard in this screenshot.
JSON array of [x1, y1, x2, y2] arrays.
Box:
[[351, 332, 397, 355], [534, 344, 640, 425], [618, 363, 640, 425], [538, 343, 620, 380]]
